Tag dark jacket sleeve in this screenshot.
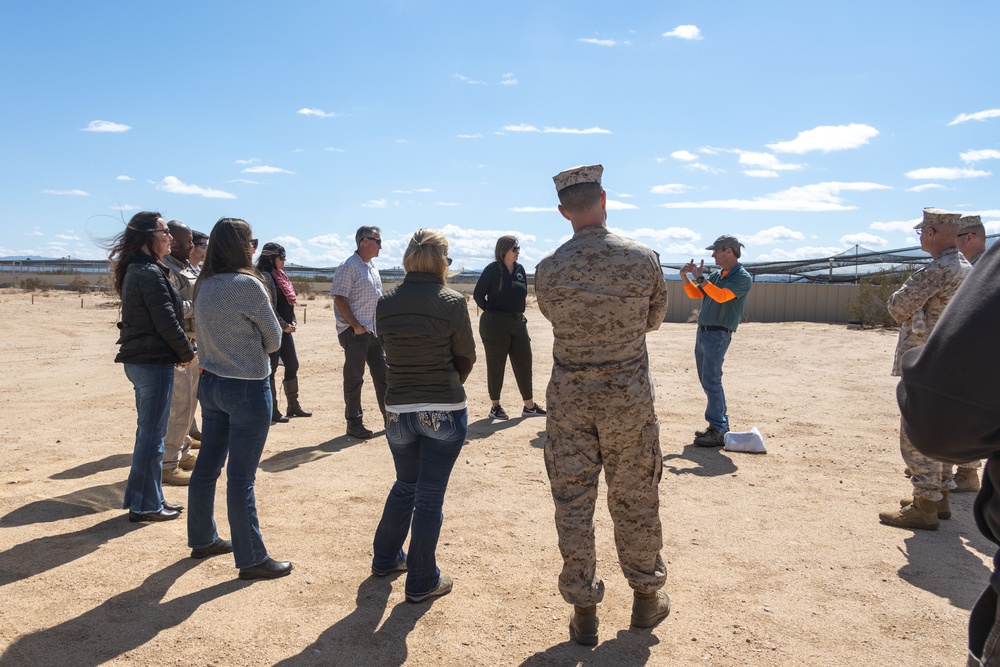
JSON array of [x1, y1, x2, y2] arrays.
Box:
[[450, 297, 477, 383], [473, 263, 500, 311], [143, 267, 195, 363]]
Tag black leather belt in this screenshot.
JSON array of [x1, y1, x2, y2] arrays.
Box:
[[698, 325, 731, 332]]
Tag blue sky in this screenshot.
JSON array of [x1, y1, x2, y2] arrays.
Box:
[[1, 1, 997, 270]]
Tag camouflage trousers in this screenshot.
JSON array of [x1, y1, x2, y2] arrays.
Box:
[[900, 417, 956, 501], [543, 370, 667, 607]]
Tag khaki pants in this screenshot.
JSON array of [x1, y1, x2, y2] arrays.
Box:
[[164, 356, 199, 470]]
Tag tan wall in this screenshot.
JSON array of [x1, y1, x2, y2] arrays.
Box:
[[666, 281, 861, 324]]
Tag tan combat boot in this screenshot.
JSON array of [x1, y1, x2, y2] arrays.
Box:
[[899, 490, 950, 519], [631, 589, 672, 628], [955, 467, 981, 493], [880, 496, 939, 530], [569, 605, 599, 646]]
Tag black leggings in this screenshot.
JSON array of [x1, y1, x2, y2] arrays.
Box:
[[479, 310, 533, 402], [269, 332, 299, 382]]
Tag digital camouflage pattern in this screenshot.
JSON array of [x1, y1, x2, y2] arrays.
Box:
[[887, 247, 971, 376], [535, 225, 668, 606], [913, 207, 962, 229], [552, 164, 603, 192]]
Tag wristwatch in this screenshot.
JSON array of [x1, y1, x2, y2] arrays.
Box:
[[696, 275, 706, 285]]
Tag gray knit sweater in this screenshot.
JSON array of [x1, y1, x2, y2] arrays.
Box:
[[194, 273, 282, 380]]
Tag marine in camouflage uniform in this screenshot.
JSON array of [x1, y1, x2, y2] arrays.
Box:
[[535, 165, 669, 643], [880, 208, 972, 530]]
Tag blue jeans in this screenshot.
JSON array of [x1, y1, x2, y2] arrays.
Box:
[[188, 372, 273, 568], [695, 328, 733, 432], [372, 409, 467, 597], [122, 363, 174, 513]]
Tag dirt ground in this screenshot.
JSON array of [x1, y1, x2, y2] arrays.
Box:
[[0, 287, 987, 666]]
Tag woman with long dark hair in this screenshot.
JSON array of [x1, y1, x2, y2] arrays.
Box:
[[371, 228, 476, 603], [111, 211, 195, 522], [188, 218, 291, 580], [473, 235, 544, 420], [255, 242, 312, 424]]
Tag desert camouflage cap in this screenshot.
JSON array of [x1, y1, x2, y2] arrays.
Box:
[[958, 214, 982, 231], [914, 207, 961, 229], [705, 235, 745, 251], [552, 164, 603, 192]]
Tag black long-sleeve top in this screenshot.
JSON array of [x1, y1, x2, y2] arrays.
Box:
[[473, 261, 528, 313]]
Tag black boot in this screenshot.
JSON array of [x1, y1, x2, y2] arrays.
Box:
[[270, 375, 288, 424], [284, 378, 312, 417]]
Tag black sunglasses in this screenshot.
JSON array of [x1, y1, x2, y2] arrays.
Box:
[[250, 238, 259, 250], [365, 237, 382, 246]]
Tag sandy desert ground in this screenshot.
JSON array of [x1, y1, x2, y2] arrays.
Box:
[[0, 287, 988, 666]]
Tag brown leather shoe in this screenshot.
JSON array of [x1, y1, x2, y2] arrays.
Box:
[[569, 605, 599, 646], [162, 467, 191, 486]]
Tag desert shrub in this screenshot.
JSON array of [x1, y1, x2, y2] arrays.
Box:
[[21, 277, 45, 292], [847, 268, 909, 328], [291, 278, 314, 298], [69, 276, 90, 294]]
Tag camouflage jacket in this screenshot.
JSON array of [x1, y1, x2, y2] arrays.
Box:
[[534, 225, 667, 374], [887, 246, 971, 375]]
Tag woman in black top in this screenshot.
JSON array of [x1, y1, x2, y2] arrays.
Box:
[[256, 242, 312, 424], [473, 235, 545, 420], [109, 211, 195, 522]]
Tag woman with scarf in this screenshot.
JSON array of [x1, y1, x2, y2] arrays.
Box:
[[256, 242, 312, 424]]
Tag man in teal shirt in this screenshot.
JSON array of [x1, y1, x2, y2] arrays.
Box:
[[681, 235, 753, 446]]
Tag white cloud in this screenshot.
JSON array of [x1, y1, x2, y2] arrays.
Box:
[[870, 220, 916, 233], [614, 192, 634, 198], [746, 227, 805, 245], [662, 25, 702, 40], [226, 179, 265, 185], [82, 120, 130, 133], [453, 73, 486, 85], [659, 181, 891, 211], [501, 124, 612, 135], [361, 199, 388, 208], [650, 183, 691, 195], [26, 229, 44, 236], [744, 169, 779, 178], [618, 226, 699, 243], [579, 38, 616, 47], [156, 176, 236, 199], [392, 188, 434, 194], [434, 201, 460, 207], [235, 158, 260, 165], [55, 232, 81, 241], [754, 245, 847, 261], [457, 133, 482, 139], [607, 199, 637, 210], [113, 204, 141, 212], [325, 147, 345, 152], [961, 149, 1000, 163], [671, 150, 698, 162], [948, 109, 1000, 126], [905, 183, 946, 193], [116, 175, 132, 181], [905, 167, 991, 180], [297, 108, 336, 118], [242, 165, 294, 174], [43, 189, 89, 196], [841, 232, 888, 246], [686, 163, 724, 174], [737, 151, 805, 172], [510, 206, 557, 213], [499, 73, 517, 86], [767, 123, 878, 154]]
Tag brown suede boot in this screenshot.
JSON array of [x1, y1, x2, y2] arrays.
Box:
[[631, 590, 671, 628], [880, 496, 939, 530], [955, 467, 981, 493], [569, 605, 599, 646], [899, 490, 950, 519]]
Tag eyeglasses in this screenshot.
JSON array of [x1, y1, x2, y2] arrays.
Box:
[[196, 242, 208, 248], [958, 232, 977, 239], [365, 237, 382, 246], [250, 238, 259, 250], [511, 246, 520, 252], [446, 257, 453, 266], [918, 227, 935, 237], [151, 229, 172, 237]]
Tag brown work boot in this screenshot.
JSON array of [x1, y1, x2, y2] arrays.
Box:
[[880, 496, 939, 530], [955, 467, 981, 493], [569, 605, 599, 646], [631, 589, 671, 629], [162, 467, 191, 486], [899, 490, 950, 519]]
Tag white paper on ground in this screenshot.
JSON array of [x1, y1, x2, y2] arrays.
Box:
[[723, 426, 767, 454]]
